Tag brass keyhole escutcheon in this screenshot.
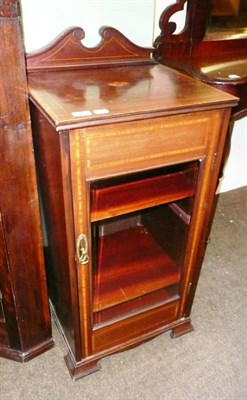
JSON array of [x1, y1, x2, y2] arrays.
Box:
[[76, 234, 89, 265]]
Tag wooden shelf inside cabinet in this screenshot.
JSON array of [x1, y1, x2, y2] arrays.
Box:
[[26, 25, 237, 380], [91, 169, 196, 222], [94, 286, 179, 325], [93, 225, 181, 312]]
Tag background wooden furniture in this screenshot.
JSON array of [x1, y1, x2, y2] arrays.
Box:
[[154, 0, 247, 119], [0, 0, 53, 361], [27, 26, 237, 379], [154, 0, 246, 189]]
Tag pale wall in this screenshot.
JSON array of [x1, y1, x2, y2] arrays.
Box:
[[20, 0, 247, 193]]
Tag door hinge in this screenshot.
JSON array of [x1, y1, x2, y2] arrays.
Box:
[[212, 152, 218, 170]]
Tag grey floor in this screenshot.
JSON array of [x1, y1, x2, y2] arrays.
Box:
[[1, 187, 247, 400]]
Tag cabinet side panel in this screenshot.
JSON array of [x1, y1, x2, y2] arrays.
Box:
[[30, 106, 80, 358], [179, 108, 232, 318]]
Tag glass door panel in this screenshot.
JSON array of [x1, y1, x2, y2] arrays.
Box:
[[90, 162, 199, 326]]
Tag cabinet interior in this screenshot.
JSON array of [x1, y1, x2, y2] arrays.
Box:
[[90, 161, 199, 326]]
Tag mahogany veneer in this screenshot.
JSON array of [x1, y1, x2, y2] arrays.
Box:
[[26, 26, 237, 379], [0, 0, 53, 361]]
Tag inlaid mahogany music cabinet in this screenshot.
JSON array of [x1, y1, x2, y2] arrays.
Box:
[[26, 27, 237, 379]]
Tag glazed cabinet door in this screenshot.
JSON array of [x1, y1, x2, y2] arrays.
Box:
[[90, 162, 199, 327], [70, 160, 201, 376]]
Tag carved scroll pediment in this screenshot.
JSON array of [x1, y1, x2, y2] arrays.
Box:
[[154, 0, 209, 61], [157, 0, 189, 39], [26, 26, 153, 71]]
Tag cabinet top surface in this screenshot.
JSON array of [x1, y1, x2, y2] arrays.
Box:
[[28, 63, 237, 130]]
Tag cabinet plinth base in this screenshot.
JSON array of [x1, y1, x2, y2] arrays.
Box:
[[64, 318, 194, 379], [171, 320, 194, 338], [65, 353, 101, 381]]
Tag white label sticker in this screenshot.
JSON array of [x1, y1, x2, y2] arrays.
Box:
[[228, 74, 240, 79], [93, 109, 110, 115], [71, 110, 92, 117]]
